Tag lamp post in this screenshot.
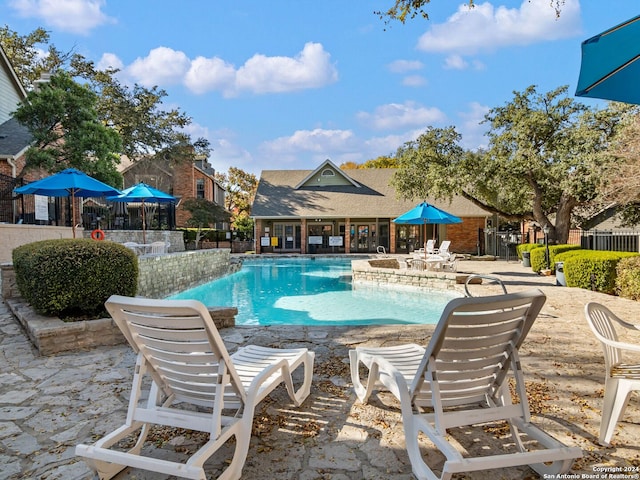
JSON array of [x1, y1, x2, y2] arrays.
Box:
[[543, 224, 550, 271]]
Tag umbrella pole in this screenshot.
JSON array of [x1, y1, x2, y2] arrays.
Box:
[[71, 190, 76, 239], [142, 200, 146, 244]]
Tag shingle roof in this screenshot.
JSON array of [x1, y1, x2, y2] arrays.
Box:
[[251, 168, 490, 218], [0, 117, 33, 157]]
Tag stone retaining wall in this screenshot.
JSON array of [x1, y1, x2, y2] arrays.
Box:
[[137, 248, 239, 298], [351, 259, 466, 294]]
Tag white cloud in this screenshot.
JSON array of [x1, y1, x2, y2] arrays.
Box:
[[96, 52, 124, 71], [115, 42, 337, 97], [9, 0, 115, 35], [184, 56, 236, 95], [356, 101, 446, 131], [387, 59, 424, 73], [416, 0, 581, 54], [457, 101, 491, 150], [444, 54, 468, 70], [127, 47, 191, 87], [262, 129, 357, 155], [234, 42, 338, 96], [402, 75, 427, 87], [182, 123, 255, 175]]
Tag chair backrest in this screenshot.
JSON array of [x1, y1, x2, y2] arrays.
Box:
[[411, 289, 546, 409], [150, 241, 166, 254], [425, 239, 436, 254], [585, 302, 624, 373], [438, 240, 451, 254], [376, 245, 387, 255], [105, 295, 246, 409]]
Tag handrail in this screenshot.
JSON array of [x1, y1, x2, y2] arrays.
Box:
[[464, 274, 508, 297]]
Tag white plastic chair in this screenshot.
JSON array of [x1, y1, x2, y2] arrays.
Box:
[[436, 240, 451, 259], [350, 290, 581, 479], [585, 302, 640, 445], [149, 241, 166, 255], [76, 295, 314, 480]]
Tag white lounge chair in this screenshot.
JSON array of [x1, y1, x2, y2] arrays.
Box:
[[436, 240, 451, 259], [350, 290, 581, 480], [425, 239, 436, 255], [76, 295, 315, 480], [585, 302, 640, 445]]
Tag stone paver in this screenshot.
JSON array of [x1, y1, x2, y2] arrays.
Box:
[[1, 259, 639, 479]]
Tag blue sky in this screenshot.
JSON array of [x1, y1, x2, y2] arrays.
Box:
[[1, 0, 638, 176]]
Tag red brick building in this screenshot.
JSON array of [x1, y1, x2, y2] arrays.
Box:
[[121, 156, 227, 228]]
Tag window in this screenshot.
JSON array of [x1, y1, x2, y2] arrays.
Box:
[[196, 179, 205, 199], [321, 168, 335, 177]]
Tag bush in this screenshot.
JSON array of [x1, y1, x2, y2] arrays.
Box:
[[516, 243, 544, 260], [616, 256, 640, 300], [561, 250, 638, 294], [529, 244, 582, 273], [12, 239, 138, 319]]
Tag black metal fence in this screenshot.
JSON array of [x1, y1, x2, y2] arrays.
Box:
[[579, 229, 640, 253]]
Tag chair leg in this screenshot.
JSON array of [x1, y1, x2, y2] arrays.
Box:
[[600, 378, 633, 445], [350, 350, 382, 404]]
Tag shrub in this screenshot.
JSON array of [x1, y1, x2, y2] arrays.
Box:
[[516, 243, 544, 260], [12, 239, 138, 319], [616, 256, 640, 300], [529, 244, 582, 273], [561, 250, 638, 294]]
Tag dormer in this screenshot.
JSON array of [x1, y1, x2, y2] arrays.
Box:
[[295, 159, 361, 188]]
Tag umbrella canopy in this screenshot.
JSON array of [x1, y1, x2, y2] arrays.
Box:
[[575, 15, 640, 104], [393, 201, 462, 225], [393, 202, 462, 256], [14, 168, 121, 238], [107, 182, 175, 243]]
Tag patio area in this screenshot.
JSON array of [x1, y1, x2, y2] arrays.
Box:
[[1, 258, 639, 479]]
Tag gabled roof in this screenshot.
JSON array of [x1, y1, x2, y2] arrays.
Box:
[[0, 117, 32, 158], [252, 167, 490, 219], [294, 159, 360, 188]]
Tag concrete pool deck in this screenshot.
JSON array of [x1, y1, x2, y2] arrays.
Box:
[[1, 257, 639, 479]]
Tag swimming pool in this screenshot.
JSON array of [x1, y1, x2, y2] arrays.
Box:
[[169, 257, 460, 326]]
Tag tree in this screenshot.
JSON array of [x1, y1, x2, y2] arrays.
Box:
[[0, 26, 67, 89], [69, 56, 211, 162], [2, 27, 211, 171], [391, 86, 632, 244], [215, 167, 257, 240], [218, 167, 258, 214], [13, 71, 122, 186], [183, 198, 231, 249], [596, 112, 640, 225], [376, 0, 565, 24]]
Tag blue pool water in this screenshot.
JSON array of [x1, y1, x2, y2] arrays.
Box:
[[169, 257, 460, 326]]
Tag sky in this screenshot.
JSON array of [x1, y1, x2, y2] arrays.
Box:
[[1, 0, 639, 177]]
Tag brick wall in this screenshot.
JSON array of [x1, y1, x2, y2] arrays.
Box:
[[446, 217, 485, 254]]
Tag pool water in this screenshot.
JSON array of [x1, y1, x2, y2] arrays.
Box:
[[169, 257, 460, 326]]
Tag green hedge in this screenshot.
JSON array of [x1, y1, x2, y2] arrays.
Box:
[[615, 256, 640, 300], [516, 243, 544, 260], [561, 250, 638, 294], [12, 239, 138, 320], [529, 244, 582, 273]]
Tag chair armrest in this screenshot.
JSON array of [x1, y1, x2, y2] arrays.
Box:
[[599, 337, 640, 354]]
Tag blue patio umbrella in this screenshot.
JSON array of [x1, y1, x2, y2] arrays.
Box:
[[14, 168, 121, 238], [107, 182, 175, 243], [393, 202, 462, 254], [575, 15, 640, 104]]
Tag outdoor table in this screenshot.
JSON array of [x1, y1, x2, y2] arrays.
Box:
[[425, 255, 446, 271]]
